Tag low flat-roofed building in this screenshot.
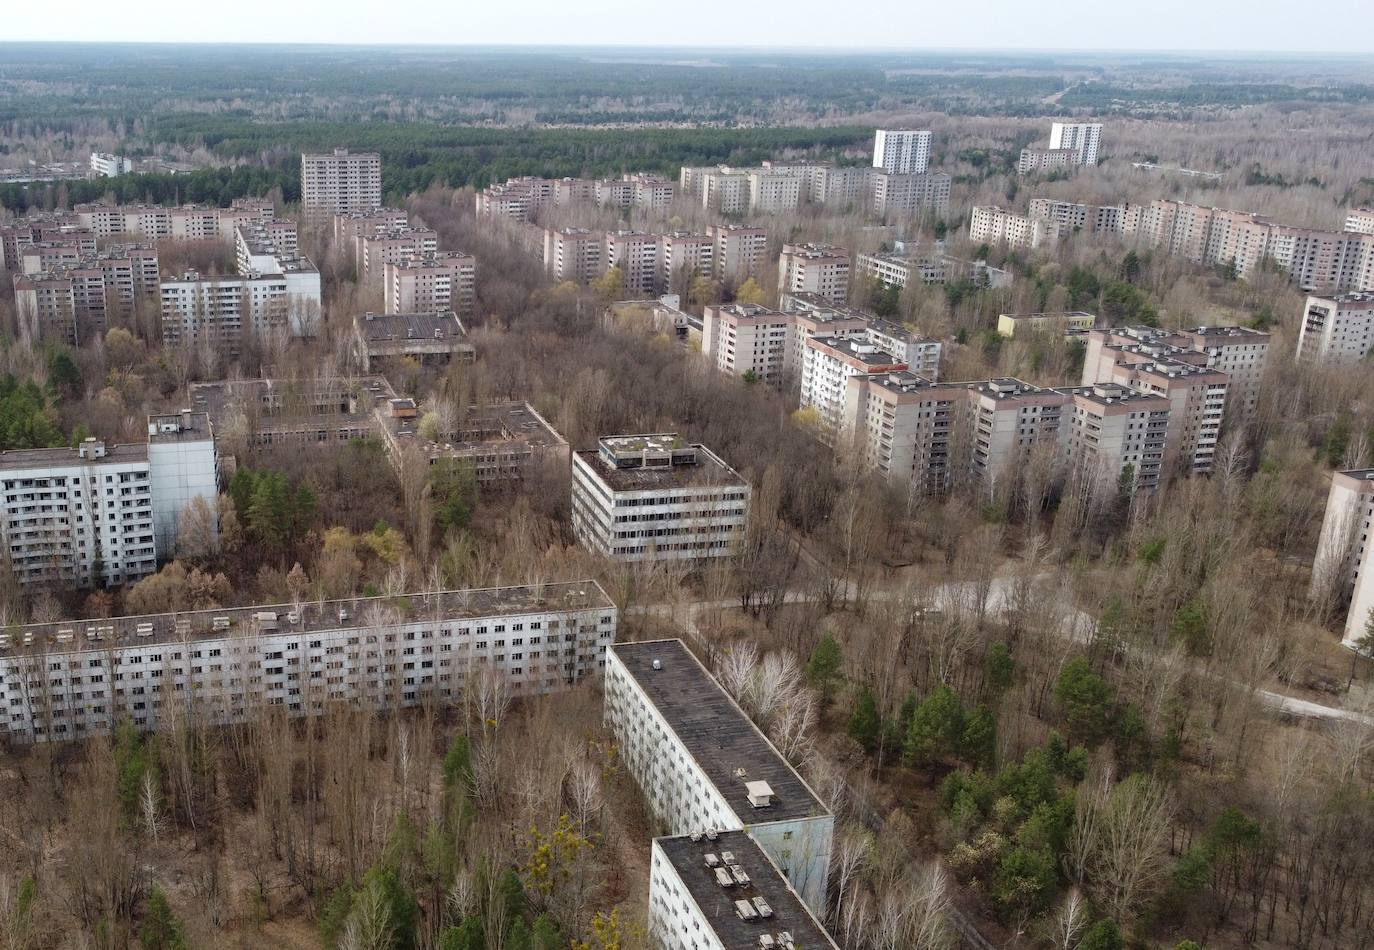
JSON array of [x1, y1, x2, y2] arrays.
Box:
[[190, 376, 395, 448], [0, 580, 616, 742], [571, 435, 750, 562], [606, 639, 832, 913], [352, 311, 474, 371], [378, 398, 569, 484], [650, 831, 838, 950], [997, 311, 1098, 337]]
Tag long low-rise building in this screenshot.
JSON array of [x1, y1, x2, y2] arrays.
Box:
[[606, 639, 833, 915], [0, 581, 616, 742], [997, 311, 1098, 337], [74, 198, 276, 241]]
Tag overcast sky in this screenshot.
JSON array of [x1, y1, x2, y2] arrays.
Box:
[[6, 0, 1373, 52]]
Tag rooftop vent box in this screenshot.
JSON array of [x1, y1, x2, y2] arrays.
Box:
[[746, 780, 775, 808], [255, 611, 279, 630], [652, 658, 661, 671]]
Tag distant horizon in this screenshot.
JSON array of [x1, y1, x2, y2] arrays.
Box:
[[5, 0, 1373, 56], [1, 40, 1372, 58]]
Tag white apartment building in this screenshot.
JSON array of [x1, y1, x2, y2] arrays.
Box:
[[868, 172, 951, 219], [969, 206, 1062, 250], [301, 149, 382, 222], [606, 231, 663, 297], [160, 261, 323, 347], [1347, 210, 1374, 235], [872, 129, 933, 175], [384, 252, 477, 317], [855, 251, 947, 289], [660, 232, 714, 288], [73, 199, 277, 242], [702, 171, 753, 215], [778, 243, 849, 305], [605, 639, 834, 915], [1297, 293, 1374, 366], [235, 223, 302, 275], [840, 373, 1066, 493], [801, 337, 911, 441], [649, 831, 838, 950], [1312, 469, 1374, 612], [571, 435, 750, 562], [1017, 148, 1080, 175], [702, 304, 796, 384], [89, 153, 133, 177], [1048, 122, 1103, 166], [1181, 325, 1270, 420], [0, 581, 615, 743], [0, 412, 214, 590], [544, 228, 606, 284], [709, 225, 768, 283]]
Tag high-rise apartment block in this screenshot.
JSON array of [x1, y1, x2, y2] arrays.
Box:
[[383, 252, 476, 317], [1297, 293, 1374, 366], [801, 336, 911, 440], [605, 230, 663, 297], [1049, 122, 1103, 166], [778, 243, 849, 304], [571, 435, 750, 562], [301, 149, 382, 222], [160, 239, 322, 348], [703, 296, 940, 388], [605, 639, 833, 914], [1021, 197, 1374, 291], [659, 231, 714, 287], [708, 225, 768, 283], [1312, 470, 1374, 624], [1347, 209, 1374, 235], [359, 227, 439, 282], [1017, 148, 1080, 175], [867, 171, 951, 219], [0, 581, 615, 742], [13, 244, 159, 345], [970, 206, 1062, 250], [544, 228, 606, 284], [0, 412, 215, 590], [872, 129, 933, 175]]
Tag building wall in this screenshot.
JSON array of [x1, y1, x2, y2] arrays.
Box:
[[1312, 471, 1374, 605], [2, 588, 615, 742], [147, 427, 218, 557], [570, 453, 750, 562]]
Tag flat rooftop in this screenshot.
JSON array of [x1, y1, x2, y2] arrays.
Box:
[[655, 831, 837, 949], [811, 336, 908, 367], [189, 377, 394, 433], [577, 441, 747, 493], [357, 311, 466, 344], [0, 441, 148, 472], [611, 640, 826, 824], [383, 401, 566, 455], [0, 582, 613, 655]]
